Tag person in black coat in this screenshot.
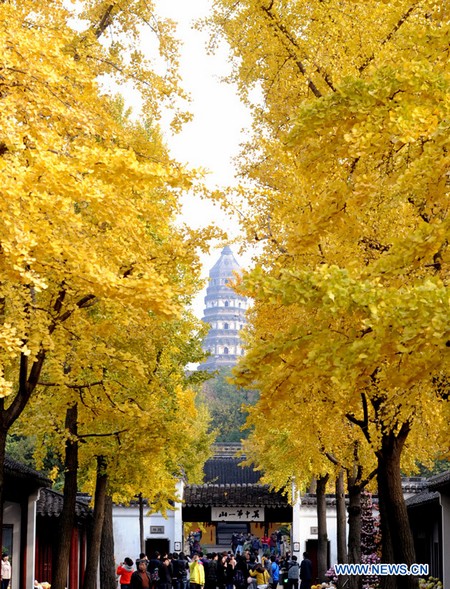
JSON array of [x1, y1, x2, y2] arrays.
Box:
[[159, 556, 173, 589], [205, 553, 219, 589], [299, 553, 313, 589], [172, 552, 187, 589]]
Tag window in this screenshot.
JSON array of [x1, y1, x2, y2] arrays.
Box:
[[2, 525, 12, 559], [224, 301, 229, 307], [224, 347, 229, 354], [224, 323, 229, 329]]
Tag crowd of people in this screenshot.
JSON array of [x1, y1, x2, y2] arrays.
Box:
[[230, 532, 287, 558], [116, 547, 313, 589]]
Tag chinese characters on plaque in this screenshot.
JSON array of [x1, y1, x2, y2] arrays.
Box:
[[211, 507, 265, 522]]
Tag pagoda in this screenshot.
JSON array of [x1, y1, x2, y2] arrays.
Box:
[[198, 246, 248, 371]]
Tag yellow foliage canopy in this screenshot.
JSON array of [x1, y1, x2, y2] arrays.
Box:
[[0, 0, 200, 397], [1, 0, 213, 505], [207, 0, 450, 487]]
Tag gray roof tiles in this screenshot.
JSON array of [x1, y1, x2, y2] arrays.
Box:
[[36, 487, 93, 520], [184, 483, 289, 508], [204, 457, 261, 485]]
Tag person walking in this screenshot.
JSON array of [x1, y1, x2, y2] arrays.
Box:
[[236, 534, 245, 556], [251, 536, 261, 559], [261, 534, 270, 557], [117, 557, 134, 589], [299, 553, 312, 589]]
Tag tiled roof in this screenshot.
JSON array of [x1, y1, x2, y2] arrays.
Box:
[[204, 457, 261, 485], [184, 483, 289, 507], [300, 494, 340, 507], [428, 470, 450, 491], [401, 477, 428, 494], [405, 489, 440, 508], [212, 444, 242, 457], [5, 456, 51, 487], [405, 471, 450, 508], [37, 488, 93, 520]]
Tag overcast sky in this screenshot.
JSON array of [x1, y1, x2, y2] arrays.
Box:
[[153, 0, 252, 317]]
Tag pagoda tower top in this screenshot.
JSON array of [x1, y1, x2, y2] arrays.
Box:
[[198, 247, 248, 371]]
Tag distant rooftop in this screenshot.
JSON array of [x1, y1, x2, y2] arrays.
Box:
[[184, 483, 289, 508]]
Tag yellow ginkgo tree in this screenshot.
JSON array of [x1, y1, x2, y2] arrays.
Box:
[[0, 0, 209, 563], [19, 297, 212, 589], [207, 1, 450, 586]]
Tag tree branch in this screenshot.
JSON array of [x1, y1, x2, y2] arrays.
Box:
[[95, 4, 116, 39], [358, 3, 419, 74], [78, 429, 128, 439], [55, 294, 96, 325], [37, 381, 104, 388], [260, 4, 333, 97]]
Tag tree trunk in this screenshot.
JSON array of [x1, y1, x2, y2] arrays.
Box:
[[335, 471, 348, 589], [316, 474, 329, 583], [139, 493, 145, 554], [53, 404, 79, 589], [336, 470, 347, 564], [347, 483, 361, 589], [100, 494, 117, 589], [83, 455, 108, 589], [377, 427, 418, 589], [0, 348, 47, 553]]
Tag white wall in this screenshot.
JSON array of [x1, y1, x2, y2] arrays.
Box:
[[113, 501, 183, 564], [298, 503, 339, 567]]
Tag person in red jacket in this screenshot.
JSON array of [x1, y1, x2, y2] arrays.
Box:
[[117, 557, 135, 589]]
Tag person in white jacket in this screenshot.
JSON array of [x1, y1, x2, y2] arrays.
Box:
[[1, 554, 11, 589]]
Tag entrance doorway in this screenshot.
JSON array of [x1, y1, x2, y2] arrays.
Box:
[[216, 522, 249, 547], [146, 538, 170, 558], [305, 539, 330, 584]]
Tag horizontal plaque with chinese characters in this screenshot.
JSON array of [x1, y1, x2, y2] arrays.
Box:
[[150, 526, 165, 534], [211, 507, 265, 522]]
